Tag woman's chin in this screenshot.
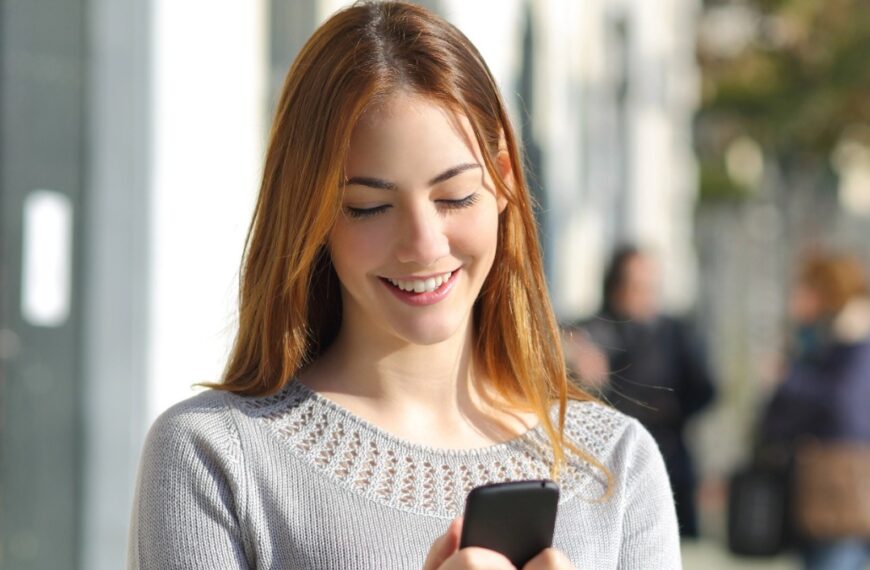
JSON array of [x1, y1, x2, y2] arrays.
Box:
[[392, 318, 467, 347]]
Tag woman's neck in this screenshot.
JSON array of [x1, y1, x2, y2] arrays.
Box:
[[302, 320, 479, 420], [298, 321, 536, 448]]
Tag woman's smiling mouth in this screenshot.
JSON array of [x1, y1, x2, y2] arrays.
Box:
[[379, 268, 461, 305], [386, 270, 454, 293]]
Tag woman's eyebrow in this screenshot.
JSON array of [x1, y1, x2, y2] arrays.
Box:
[[344, 162, 480, 190], [427, 162, 480, 186], [343, 176, 397, 190]]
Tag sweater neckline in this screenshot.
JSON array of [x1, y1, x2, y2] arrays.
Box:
[[285, 380, 548, 459], [236, 381, 614, 517]]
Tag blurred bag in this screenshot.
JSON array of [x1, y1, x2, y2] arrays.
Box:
[[727, 465, 791, 556], [794, 440, 870, 539]]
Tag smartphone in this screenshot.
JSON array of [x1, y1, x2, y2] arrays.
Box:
[[459, 479, 560, 567]]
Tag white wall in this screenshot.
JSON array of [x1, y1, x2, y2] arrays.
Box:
[[540, 0, 700, 317], [147, 0, 267, 421]]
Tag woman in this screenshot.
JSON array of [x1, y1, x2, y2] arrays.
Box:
[[128, 3, 679, 568], [760, 253, 870, 569]]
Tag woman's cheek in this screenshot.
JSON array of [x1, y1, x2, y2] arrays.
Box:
[[465, 202, 500, 241], [330, 219, 394, 267]]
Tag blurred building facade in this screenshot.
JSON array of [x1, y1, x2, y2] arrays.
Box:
[[528, 0, 701, 318], [691, 2, 870, 489], [0, 0, 701, 568]]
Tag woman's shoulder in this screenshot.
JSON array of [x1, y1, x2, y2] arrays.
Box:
[[149, 389, 234, 428], [561, 398, 664, 479], [142, 382, 314, 457], [142, 389, 244, 464], [562, 398, 644, 445]]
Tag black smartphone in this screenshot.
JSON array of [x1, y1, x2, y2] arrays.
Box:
[[459, 479, 560, 567]]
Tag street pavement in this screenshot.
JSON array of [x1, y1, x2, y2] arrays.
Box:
[[681, 540, 799, 569]]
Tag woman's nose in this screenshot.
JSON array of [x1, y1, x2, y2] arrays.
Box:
[[394, 205, 450, 267]]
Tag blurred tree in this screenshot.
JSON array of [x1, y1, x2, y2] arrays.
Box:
[[695, 0, 870, 201]]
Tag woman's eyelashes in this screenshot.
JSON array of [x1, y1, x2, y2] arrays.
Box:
[[344, 192, 480, 220], [437, 192, 481, 213], [345, 204, 390, 219]]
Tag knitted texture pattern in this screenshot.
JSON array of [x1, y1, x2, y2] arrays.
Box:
[[128, 382, 681, 569]]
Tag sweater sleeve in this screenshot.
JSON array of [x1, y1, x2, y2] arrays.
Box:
[[127, 393, 251, 569], [617, 420, 682, 569]]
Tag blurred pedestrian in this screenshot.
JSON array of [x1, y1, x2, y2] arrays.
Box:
[[759, 252, 870, 569], [565, 245, 715, 538]]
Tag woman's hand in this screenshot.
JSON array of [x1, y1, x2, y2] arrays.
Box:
[[521, 548, 575, 569], [423, 518, 515, 570], [561, 329, 609, 390], [424, 519, 576, 570]]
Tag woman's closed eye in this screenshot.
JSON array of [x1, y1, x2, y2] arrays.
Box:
[[343, 192, 480, 220], [437, 192, 480, 210], [344, 204, 391, 219]]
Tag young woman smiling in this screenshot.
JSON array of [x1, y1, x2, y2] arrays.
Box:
[[128, 2, 680, 568]]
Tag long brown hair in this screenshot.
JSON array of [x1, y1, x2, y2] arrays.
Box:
[[213, 1, 603, 481]]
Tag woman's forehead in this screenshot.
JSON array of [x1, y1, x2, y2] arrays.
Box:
[[353, 93, 473, 140], [346, 93, 483, 175]]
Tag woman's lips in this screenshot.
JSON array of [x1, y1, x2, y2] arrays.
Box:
[[379, 268, 460, 306]]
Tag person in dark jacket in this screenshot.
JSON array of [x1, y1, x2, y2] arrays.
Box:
[[564, 246, 716, 538], [759, 252, 870, 570]]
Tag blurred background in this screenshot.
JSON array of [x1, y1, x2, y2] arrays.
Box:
[[1, 0, 868, 568]]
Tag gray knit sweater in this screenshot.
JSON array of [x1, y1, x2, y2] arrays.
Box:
[[128, 381, 681, 569]]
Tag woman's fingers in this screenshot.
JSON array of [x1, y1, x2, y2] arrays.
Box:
[[440, 547, 516, 569], [521, 548, 575, 570], [423, 518, 517, 570], [422, 518, 463, 570]]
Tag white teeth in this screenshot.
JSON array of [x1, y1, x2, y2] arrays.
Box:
[[386, 271, 454, 294]]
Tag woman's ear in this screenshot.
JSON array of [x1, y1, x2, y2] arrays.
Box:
[[495, 148, 513, 213]]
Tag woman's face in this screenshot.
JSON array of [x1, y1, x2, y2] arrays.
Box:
[[613, 254, 660, 322], [789, 282, 824, 325], [329, 93, 508, 348]]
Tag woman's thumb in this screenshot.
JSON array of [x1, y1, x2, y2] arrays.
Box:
[[423, 518, 463, 570]]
